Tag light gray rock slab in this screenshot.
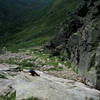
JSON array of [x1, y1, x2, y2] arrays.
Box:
[[0, 64, 19, 71], [13, 71, 100, 100], [0, 79, 15, 97]]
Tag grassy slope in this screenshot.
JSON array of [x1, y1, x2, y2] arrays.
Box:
[[1, 0, 83, 51], [0, 0, 51, 34]]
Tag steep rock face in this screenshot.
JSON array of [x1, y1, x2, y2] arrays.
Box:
[[48, 0, 100, 90]]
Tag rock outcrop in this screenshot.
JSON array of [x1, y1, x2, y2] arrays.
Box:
[[48, 0, 100, 90], [0, 64, 17, 99], [0, 62, 100, 100], [0, 79, 16, 99], [13, 71, 100, 100]]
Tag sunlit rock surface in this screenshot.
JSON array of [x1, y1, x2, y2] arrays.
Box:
[[13, 71, 100, 100], [0, 63, 100, 100]]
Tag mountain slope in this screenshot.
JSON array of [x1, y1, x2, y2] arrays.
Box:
[[0, 0, 83, 51], [0, 0, 51, 35]]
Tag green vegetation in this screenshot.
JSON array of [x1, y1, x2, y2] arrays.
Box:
[[0, 0, 51, 35], [63, 60, 78, 74], [18, 59, 36, 71], [0, 74, 7, 79], [32, 50, 64, 71], [72, 67, 78, 74], [1, 58, 36, 71], [22, 97, 41, 100], [74, 30, 81, 35], [23, 49, 78, 72], [0, 48, 79, 72], [89, 98, 95, 100], [66, 61, 72, 69], [0, 60, 3, 64], [86, 97, 95, 100], [0, 91, 16, 100], [0, 0, 83, 51]]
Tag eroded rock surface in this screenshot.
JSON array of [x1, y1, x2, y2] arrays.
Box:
[[0, 63, 100, 100], [48, 0, 100, 90], [0, 51, 33, 61], [0, 79, 15, 99], [0, 64, 19, 71], [13, 71, 100, 100]]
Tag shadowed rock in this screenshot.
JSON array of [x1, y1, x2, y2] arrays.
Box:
[[48, 0, 100, 90]]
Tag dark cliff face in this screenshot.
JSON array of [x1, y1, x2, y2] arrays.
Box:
[[48, 0, 100, 90]]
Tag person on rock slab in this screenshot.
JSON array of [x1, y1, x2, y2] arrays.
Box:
[[23, 69, 40, 76]]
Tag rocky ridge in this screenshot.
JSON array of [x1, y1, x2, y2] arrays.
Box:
[[48, 0, 100, 90]]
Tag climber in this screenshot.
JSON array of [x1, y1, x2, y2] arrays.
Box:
[[23, 69, 40, 76]]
